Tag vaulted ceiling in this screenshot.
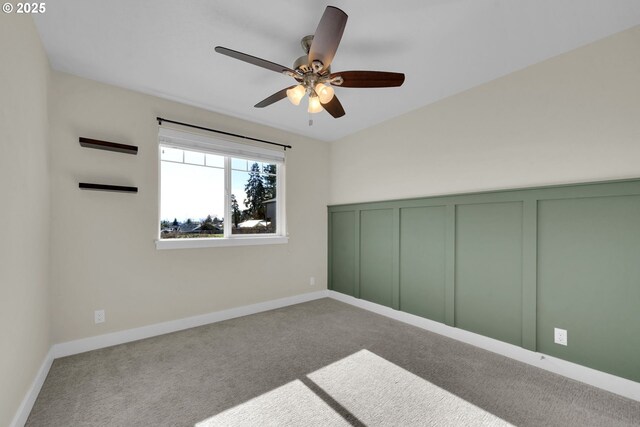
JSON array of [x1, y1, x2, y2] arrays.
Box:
[[34, 1, 640, 141]]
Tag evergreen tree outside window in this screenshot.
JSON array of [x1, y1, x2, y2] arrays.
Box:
[[244, 162, 266, 219], [231, 194, 241, 229], [231, 161, 277, 235], [263, 164, 277, 200]]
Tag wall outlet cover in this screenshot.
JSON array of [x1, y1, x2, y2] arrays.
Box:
[[310, 276, 316, 286], [554, 327, 567, 346], [94, 309, 105, 324]]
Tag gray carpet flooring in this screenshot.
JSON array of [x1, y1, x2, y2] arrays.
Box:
[[26, 298, 640, 426]]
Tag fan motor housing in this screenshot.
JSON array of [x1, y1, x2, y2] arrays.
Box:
[[293, 55, 331, 76], [293, 55, 311, 73]]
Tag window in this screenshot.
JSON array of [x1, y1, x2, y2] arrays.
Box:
[[156, 128, 287, 249]]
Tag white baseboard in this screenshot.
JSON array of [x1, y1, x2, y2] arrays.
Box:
[[12, 290, 329, 426], [10, 348, 54, 427], [13, 288, 638, 426], [53, 290, 330, 358], [327, 290, 640, 402]]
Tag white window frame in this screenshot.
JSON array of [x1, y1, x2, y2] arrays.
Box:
[[155, 128, 288, 250]]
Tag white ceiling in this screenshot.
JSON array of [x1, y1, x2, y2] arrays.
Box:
[[34, 1, 640, 141]]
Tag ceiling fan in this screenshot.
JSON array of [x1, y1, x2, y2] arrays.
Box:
[[214, 6, 405, 122]]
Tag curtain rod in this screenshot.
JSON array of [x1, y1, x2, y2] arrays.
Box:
[[156, 117, 292, 151]]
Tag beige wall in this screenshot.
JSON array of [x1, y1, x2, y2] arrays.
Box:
[[48, 72, 329, 343], [0, 15, 51, 427], [329, 26, 640, 205]]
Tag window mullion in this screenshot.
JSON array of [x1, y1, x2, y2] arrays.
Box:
[[224, 156, 231, 238], [277, 164, 285, 236]]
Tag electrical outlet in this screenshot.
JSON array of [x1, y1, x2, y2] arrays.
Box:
[[309, 276, 316, 286], [94, 309, 105, 324], [554, 328, 567, 346]]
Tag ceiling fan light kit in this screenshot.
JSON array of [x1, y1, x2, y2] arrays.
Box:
[[308, 95, 323, 114], [315, 83, 335, 104], [286, 85, 305, 106], [215, 6, 405, 122]]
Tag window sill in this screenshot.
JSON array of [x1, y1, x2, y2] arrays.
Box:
[[155, 236, 288, 250]]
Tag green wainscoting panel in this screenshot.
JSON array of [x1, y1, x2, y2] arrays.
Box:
[[521, 199, 538, 351], [328, 178, 640, 383], [455, 202, 524, 346], [537, 195, 640, 382], [444, 205, 456, 326], [360, 209, 394, 307], [329, 211, 356, 296], [399, 206, 447, 322]]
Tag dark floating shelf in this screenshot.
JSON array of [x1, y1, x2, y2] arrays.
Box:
[[79, 183, 138, 193], [79, 137, 138, 155]]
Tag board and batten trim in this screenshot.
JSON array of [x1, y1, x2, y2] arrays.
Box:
[[444, 204, 456, 327], [392, 207, 401, 310], [328, 178, 640, 211], [521, 198, 538, 351], [328, 177, 640, 383], [354, 210, 361, 298], [327, 290, 640, 402]]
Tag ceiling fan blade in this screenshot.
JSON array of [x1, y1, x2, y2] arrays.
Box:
[[308, 6, 348, 71], [255, 86, 295, 108], [331, 71, 405, 88], [321, 95, 345, 118], [215, 46, 297, 75]]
